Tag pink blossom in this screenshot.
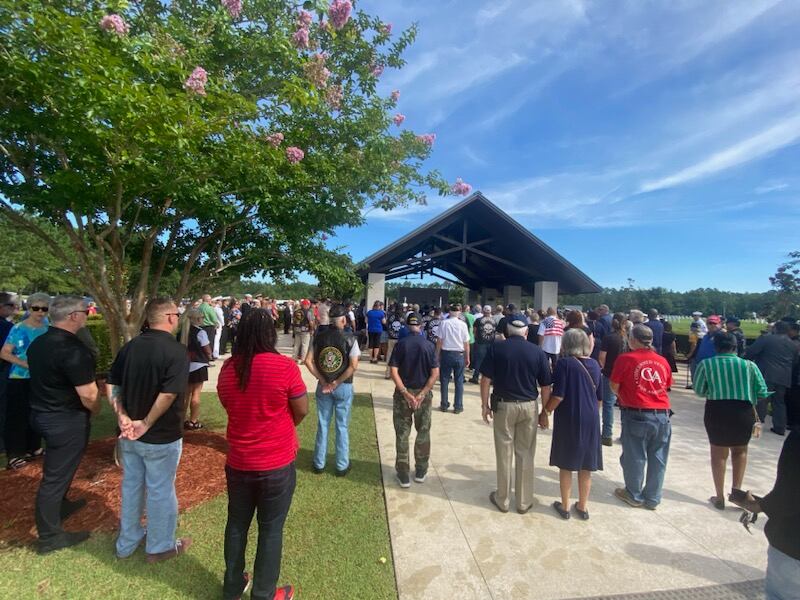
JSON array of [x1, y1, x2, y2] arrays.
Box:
[[304, 53, 330, 87], [296, 9, 313, 27], [184, 66, 208, 96], [328, 0, 352, 30], [265, 132, 284, 147], [451, 178, 472, 196], [222, 0, 242, 19], [292, 26, 310, 49], [416, 133, 436, 147], [371, 63, 384, 78], [99, 14, 129, 36], [390, 90, 400, 102], [326, 84, 343, 110], [321, 233, 329, 241], [393, 113, 405, 126], [382, 23, 393, 35], [286, 146, 305, 164]]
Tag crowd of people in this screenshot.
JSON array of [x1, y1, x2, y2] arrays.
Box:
[[0, 290, 798, 599]]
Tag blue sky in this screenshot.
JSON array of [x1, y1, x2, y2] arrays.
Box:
[[323, 0, 800, 293]]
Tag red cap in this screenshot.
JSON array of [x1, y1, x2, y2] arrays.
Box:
[[707, 315, 721, 324]]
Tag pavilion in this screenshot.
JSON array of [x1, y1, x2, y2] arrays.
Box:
[[358, 191, 601, 309]]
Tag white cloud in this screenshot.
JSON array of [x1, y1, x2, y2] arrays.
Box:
[[754, 182, 789, 194], [639, 113, 800, 193]]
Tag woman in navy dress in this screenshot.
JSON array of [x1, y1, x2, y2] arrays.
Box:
[[540, 328, 603, 520]]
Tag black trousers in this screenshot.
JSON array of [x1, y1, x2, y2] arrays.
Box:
[[219, 326, 231, 355], [0, 363, 9, 454], [223, 463, 296, 600], [5, 378, 41, 458], [31, 410, 90, 542]]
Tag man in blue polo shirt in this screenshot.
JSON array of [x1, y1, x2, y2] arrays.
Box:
[[389, 313, 439, 488], [480, 314, 552, 514]]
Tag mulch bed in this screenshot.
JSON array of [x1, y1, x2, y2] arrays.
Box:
[[0, 431, 229, 548]]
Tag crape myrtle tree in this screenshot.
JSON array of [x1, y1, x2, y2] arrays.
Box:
[[0, 0, 472, 352]]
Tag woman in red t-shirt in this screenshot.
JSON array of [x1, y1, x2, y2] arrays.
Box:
[[217, 309, 308, 600]]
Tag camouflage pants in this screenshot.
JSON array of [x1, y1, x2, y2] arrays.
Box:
[[393, 388, 432, 475]]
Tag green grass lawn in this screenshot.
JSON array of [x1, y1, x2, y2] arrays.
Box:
[[667, 319, 765, 338], [0, 392, 397, 600]]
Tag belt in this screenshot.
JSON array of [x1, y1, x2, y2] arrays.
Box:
[[497, 397, 534, 403], [621, 407, 669, 414], [441, 349, 464, 353]]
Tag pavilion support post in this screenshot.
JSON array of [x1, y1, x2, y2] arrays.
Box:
[[366, 272, 386, 309], [481, 287, 500, 307], [503, 285, 522, 309], [465, 289, 480, 309], [533, 281, 558, 311]]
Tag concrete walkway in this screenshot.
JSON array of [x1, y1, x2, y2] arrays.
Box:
[[207, 334, 781, 600]]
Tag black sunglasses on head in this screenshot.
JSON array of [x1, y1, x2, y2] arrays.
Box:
[[30, 306, 49, 312], [3, 303, 17, 308]]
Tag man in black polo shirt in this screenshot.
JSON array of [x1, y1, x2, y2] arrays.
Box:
[[389, 313, 439, 488], [28, 295, 100, 554], [480, 314, 551, 514], [107, 297, 191, 562]]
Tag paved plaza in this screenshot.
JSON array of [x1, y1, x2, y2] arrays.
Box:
[[208, 334, 781, 600]]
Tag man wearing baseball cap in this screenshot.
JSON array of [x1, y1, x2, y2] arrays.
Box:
[[610, 324, 673, 509], [291, 299, 315, 364], [389, 313, 439, 487], [726, 317, 747, 357], [469, 305, 496, 384], [694, 315, 722, 365], [480, 314, 551, 513]]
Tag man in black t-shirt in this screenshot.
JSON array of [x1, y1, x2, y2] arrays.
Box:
[[107, 297, 191, 562], [469, 305, 496, 384], [384, 308, 405, 379], [389, 313, 439, 487], [28, 295, 100, 554]]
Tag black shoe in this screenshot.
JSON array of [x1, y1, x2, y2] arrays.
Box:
[[414, 468, 427, 483], [60, 498, 87, 520], [311, 464, 324, 474], [709, 496, 725, 510], [454, 408, 463, 414], [601, 437, 613, 447], [37, 531, 90, 555], [439, 406, 448, 412], [396, 472, 411, 488], [552, 501, 570, 520], [573, 505, 589, 520], [770, 427, 786, 436], [335, 464, 351, 477]]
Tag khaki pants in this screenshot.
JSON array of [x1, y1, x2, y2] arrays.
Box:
[[293, 332, 311, 361], [493, 400, 538, 512], [384, 339, 398, 377]]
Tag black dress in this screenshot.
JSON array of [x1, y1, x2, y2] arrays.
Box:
[[549, 357, 603, 472]]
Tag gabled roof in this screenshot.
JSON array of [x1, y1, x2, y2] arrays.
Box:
[[358, 191, 601, 295]]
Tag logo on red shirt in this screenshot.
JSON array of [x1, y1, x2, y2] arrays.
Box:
[[633, 360, 668, 395]]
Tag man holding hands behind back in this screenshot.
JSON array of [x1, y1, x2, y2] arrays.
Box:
[[481, 314, 552, 514], [389, 313, 439, 488]]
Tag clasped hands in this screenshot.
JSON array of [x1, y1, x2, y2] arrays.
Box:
[[403, 389, 425, 410], [117, 414, 149, 441]]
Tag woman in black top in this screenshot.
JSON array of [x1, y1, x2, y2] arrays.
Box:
[[660, 321, 678, 374]]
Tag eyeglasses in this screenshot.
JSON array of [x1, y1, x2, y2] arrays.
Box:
[[30, 306, 49, 312], [70, 310, 91, 315]]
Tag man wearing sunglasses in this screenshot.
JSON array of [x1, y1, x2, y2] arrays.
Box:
[[27, 295, 100, 554]]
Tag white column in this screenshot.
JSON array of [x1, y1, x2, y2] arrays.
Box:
[[503, 285, 522, 308], [533, 281, 558, 311], [481, 288, 500, 307], [366, 272, 386, 309]]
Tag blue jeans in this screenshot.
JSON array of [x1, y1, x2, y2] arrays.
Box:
[[470, 344, 489, 382], [766, 545, 800, 600], [116, 438, 183, 557], [313, 383, 353, 471], [601, 375, 617, 439], [619, 410, 671, 507], [440, 351, 465, 411], [223, 463, 296, 600]]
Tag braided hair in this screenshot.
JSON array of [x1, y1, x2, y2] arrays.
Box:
[[232, 308, 279, 391]]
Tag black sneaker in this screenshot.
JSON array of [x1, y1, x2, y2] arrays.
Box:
[[312, 464, 324, 474], [454, 408, 463, 414], [439, 406, 448, 412], [414, 469, 427, 483], [335, 464, 351, 477], [37, 531, 90, 555], [601, 437, 613, 447], [396, 472, 411, 488]]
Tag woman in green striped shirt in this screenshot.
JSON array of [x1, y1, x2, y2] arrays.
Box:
[[693, 332, 770, 510]]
